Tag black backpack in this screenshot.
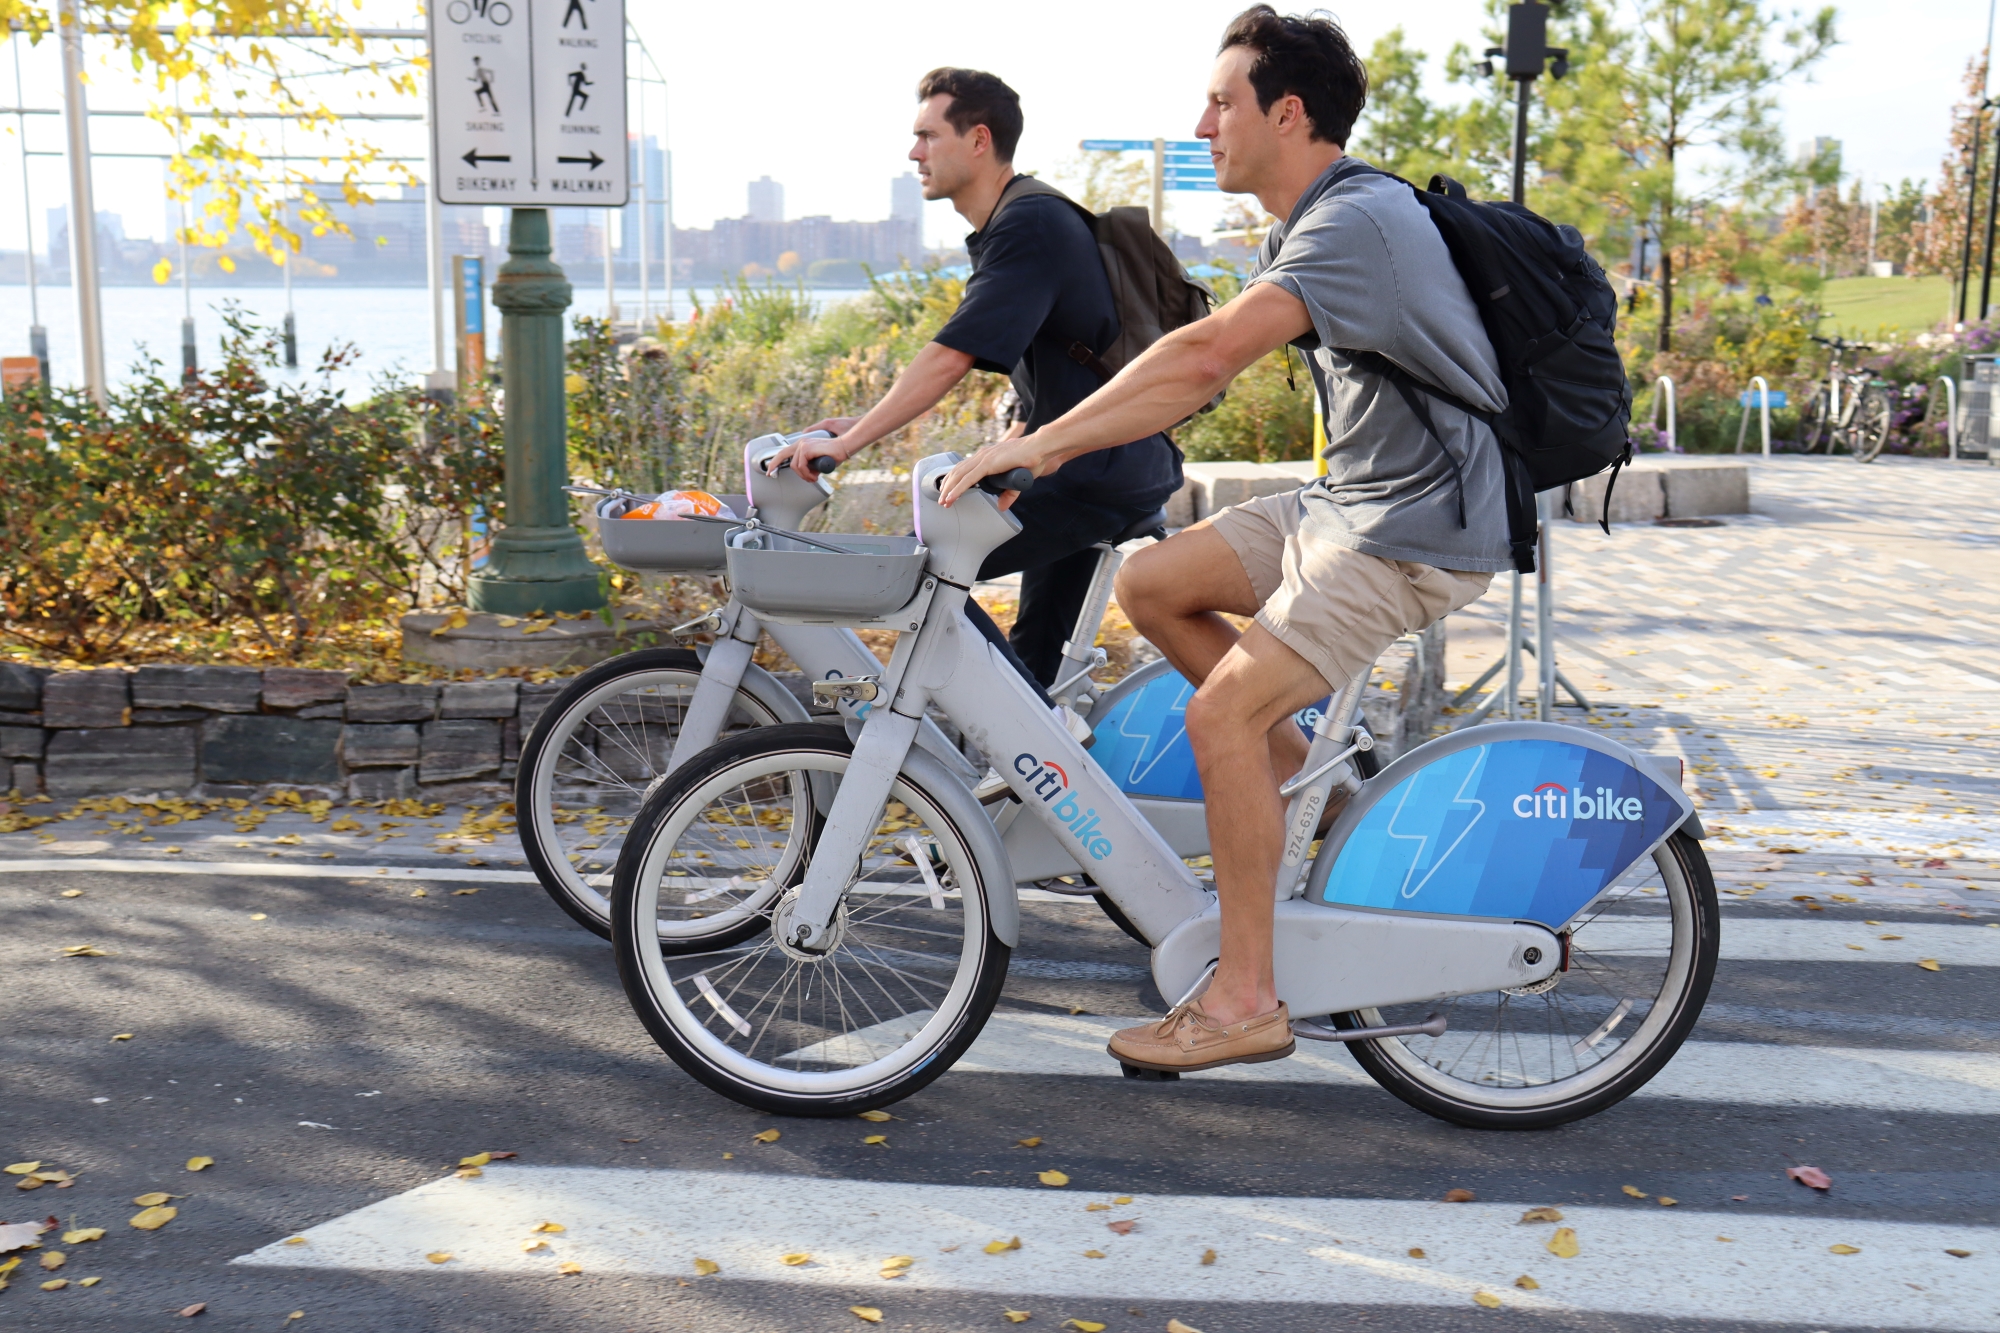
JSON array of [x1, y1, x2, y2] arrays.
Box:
[[1330, 167, 1634, 573]]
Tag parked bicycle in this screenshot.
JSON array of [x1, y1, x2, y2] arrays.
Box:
[[1800, 334, 1894, 462], [606, 450, 1720, 1130]]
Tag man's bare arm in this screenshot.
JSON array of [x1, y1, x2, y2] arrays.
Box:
[[767, 341, 976, 479], [940, 283, 1313, 505]]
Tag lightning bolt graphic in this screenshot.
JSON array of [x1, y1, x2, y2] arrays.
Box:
[[1386, 745, 1488, 901], [1107, 675, 1196, 791]]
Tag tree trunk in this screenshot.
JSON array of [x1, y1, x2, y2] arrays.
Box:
[[1657, 246, 1674, 353]]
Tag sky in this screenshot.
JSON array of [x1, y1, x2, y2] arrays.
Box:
[[0, 0, 1990, 256]]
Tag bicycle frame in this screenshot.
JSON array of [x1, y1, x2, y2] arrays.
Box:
[[762, 454, 1697, 1021]]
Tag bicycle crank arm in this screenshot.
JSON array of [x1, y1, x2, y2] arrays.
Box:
[[1290, 1013, 1447, 1043]]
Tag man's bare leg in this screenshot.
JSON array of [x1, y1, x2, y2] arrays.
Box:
[[1116, 525, 1309, 777], [1179, 624, 1334, 1026]]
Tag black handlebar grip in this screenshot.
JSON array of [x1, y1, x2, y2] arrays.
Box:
[[809, 456, 839, 475], [977, 467, 1036, 496]]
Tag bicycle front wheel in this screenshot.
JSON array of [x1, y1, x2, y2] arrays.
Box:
[[1848, 386, 1893, 462], [612, 724, 1012, 1116], [516, 648, 788, 939], [1799, 388, 1832, 452], [1335, 830, 1718, 1129]]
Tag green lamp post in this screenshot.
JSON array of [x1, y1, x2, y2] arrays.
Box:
[[468, 207, 605, 616]]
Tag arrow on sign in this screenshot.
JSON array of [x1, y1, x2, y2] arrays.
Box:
[[461, 149, 513, 167], [556, 151, 606, 170]]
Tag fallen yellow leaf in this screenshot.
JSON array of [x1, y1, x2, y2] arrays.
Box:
[[1084, 1203, 1110, 1212], [1515, 1275, 1539, 1289], [129, 1206, 177, 1231], [285, 1312, 302, 1322], [1200, 1248, 1216, 1265], [1473, 1291, 1502, 1309], [1062, 1321, 1106, 1332], [782, 1252, 812, 1266], [880, 1255, 915, 1271], [80, 1276, 101, 1287], [850, 1307, 883, 1324], [2, 1163, 37, 1175], [186, 1157, 215, 1172], [40, 1278, 67, 1291], [455, 1167, 482, 1179], [693, 1258, 720, 1275], [283, 1237, 308, 1246], [1112, 1195, 1132, 1204], [40, 1250, 64, 1270], [521, 1239, 548, 1253], [1016, 1137, 1043, 1148], [858, 1110, 894, 1123], [1003, 1314, 1031, 1325], [111, 1034, 133, 1042], [1918, 959, 1942, 971], [984, 1237, 1021, 1255], [60, 889, 83, 898], [1946, 1248, 1973, 1258], [1657, 1196, 1677, 1207], [1621, 1185, 1647, 1198], [426, 1252, 453, 1264], [557, 1260, 582, 1275], [1408, 1247, 1426, 1259], [1519, 1206, 1563, 1223], [1167, 1321, 1205, 1333], [133, 1192, 171, 1206], [863, 1135, 888, 1146], [62, 1229, 104, 1244], [1081, 1249, 1106, 1259], [1829, 1243, 1861, 1255], [460, 1154, 491, 1168], [1718, 1236, 1735, 1243], [1546, 1227, 1579, 1259], [1038, 1170, 1069, 1187], [532, 1221, 565, 1233], [753, 1130, 781, 1144]]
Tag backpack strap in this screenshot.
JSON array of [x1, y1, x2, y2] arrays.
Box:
[[1066, 340, 1114, 382], [1337, 348, 1493, 532]]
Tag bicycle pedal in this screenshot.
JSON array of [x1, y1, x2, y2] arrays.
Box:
[[1120, 1063, 1180, 1082]]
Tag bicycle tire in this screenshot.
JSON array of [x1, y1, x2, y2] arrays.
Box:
[[515, 647, 791, 940], [612, 723, 1012, 1116], [1335, 829, 1719, 1130], [1848, 385, 1893, 463], [1799, 387, 1832, 453]]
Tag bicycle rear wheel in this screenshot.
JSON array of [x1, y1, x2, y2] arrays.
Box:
[[612, 724, 1012, 1116], [1798, 388, 1831, 453], [1335, 830, 1718, 1129], [1847, 385, 1893, 462], [515, 648, 790, 939]]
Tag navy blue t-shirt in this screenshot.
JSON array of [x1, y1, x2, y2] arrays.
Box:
[[933, 183, 1182, 509]]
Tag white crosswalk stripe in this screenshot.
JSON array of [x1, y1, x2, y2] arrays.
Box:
[[235, 1166, 2000, 1330]]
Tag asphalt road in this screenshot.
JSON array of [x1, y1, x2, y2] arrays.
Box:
[[3, 850, 1996, 1333]]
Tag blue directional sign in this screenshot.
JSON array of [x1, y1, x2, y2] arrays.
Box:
[[1080, 139, 1224, 193], [1079, 139, 1205, 153]]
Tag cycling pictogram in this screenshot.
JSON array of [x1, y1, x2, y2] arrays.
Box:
[[445, 0, 512, 27]]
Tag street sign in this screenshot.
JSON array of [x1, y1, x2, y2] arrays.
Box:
[[429, 0, 628, 207]]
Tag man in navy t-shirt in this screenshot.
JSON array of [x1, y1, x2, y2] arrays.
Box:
[[764, 68, 1182, 686]]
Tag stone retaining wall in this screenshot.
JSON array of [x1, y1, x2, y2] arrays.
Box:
[[0, 663, 564, 801]]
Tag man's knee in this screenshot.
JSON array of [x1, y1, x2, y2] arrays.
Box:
[[1115, 525, 1247, 622]]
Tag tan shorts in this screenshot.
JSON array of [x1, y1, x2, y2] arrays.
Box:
[[1206, 489, 1494, 690]]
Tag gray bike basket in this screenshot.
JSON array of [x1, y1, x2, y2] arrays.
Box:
[[725, 531, 928, 619], [596, 494, 750, 572]]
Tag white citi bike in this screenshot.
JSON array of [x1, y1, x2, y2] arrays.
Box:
[[607, 452, 1721, 1130], [517, 432, 1162, 941]]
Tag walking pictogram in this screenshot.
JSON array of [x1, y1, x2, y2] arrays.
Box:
[[469, 57, 500, 114], [561, 0, 588, 28], [564, 62, 593, 116]]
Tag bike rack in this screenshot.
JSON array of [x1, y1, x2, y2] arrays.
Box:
[[1735, 377, 1773, 457], [1649, 375, 1677, 452], [1938, 375, 1960, 460]]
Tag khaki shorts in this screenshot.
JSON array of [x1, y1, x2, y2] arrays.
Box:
[[1206, 490, 1494, 690]]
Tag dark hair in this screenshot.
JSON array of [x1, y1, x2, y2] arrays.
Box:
[[1218, 6, 1367, 147], [916, 67, 1024, 163]]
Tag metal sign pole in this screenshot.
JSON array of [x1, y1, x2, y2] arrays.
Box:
[[12, 37, 47, 385], [57, 0, 105, 402]]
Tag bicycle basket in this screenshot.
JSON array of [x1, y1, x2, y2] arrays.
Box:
[[595, 494, 750, 573], [725, 530, 928, 621]]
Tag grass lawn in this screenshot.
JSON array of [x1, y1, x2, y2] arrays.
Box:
[[1814, 274, 1954, 336]]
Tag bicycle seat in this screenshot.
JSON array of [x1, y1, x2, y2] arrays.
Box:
[[1112, 508, 1170, 545]]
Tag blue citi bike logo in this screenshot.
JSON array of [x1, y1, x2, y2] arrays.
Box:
[[1013, 753, 1115, 861], [1513, 781, 1645, 822]]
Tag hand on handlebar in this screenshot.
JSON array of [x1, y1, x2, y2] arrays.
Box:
[[938, 439, 1044, 511], [763, 419, 857, 481]]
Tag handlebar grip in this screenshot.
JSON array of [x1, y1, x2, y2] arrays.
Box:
[[977, 467, 1036, 496], [808, 456, 839, 475]]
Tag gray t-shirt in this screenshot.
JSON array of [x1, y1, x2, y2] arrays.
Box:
[[1249, 157, 1511, 572]]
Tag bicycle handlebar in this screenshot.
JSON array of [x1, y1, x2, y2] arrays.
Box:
[[978, 467, 1037, 496]]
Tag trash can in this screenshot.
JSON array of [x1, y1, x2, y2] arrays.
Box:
[[1959, 354, 1998, 460]]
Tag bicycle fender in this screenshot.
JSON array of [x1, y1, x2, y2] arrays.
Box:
[[1304, 721, 1695, 931], [900, 741, 1019, 949]]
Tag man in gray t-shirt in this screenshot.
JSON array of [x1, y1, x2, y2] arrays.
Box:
[[940, 5, 1502, 1075]]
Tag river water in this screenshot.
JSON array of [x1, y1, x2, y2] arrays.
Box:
[[0, 282, 874, 400]]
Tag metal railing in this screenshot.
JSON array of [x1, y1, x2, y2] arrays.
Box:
[[1648, 375, 1677, 452], [1735, 377, 1773, 457], [1938, 375, 1959, 460]]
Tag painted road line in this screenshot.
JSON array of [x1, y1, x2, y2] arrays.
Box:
[[1586, 918, 2000, 967], [875, 1012, 2000, 1112], [235, 1166, 1999, 1330]]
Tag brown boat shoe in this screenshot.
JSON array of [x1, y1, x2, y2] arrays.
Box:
[[1107, 999, 1296, 1073]]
